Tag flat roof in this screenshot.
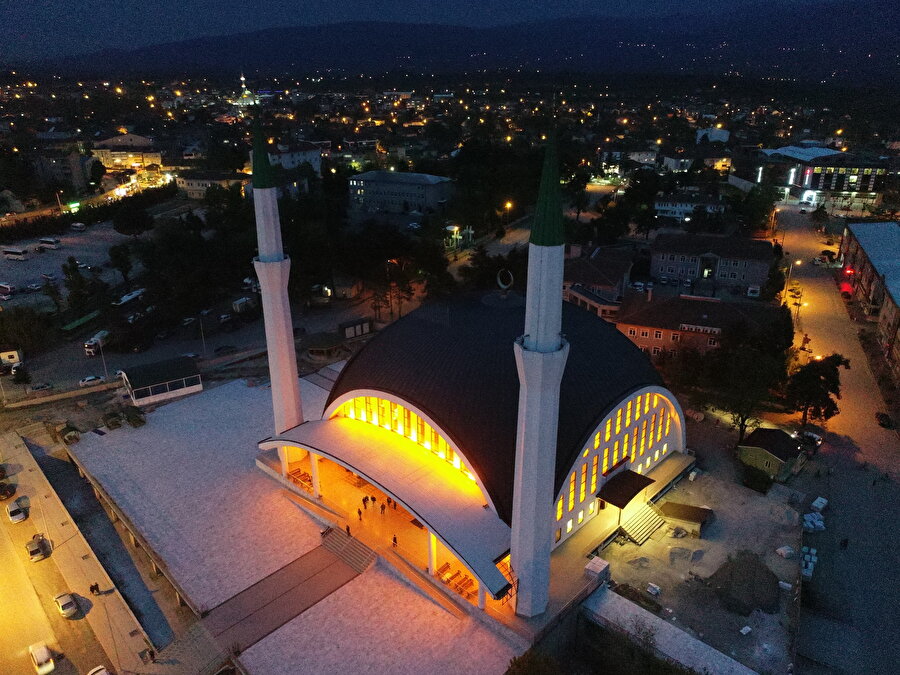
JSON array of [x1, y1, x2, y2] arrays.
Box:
[[847, 222, 900, 306], [70, 375, 334, 609], [597, 469, 654, 509], [264, 417, 512, 597], [123, 356, 199, 389]]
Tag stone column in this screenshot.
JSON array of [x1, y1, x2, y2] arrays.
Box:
[[428, 532, 437, 575]]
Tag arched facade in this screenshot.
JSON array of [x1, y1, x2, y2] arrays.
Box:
[[325, 389, 496, 514], [551, 385, 686, 547]]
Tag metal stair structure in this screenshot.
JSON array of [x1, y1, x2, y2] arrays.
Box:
[[321, 527, 377, 573], [621, 503, 666, 545]]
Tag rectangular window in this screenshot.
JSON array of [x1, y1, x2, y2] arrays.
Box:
[[589, 502, 595, 515], [594, 432, 600, 449], [641, 420, 648, 455], [630, 432, 637, 463], [652, 346, 661, 355], [636, 395, 642, 415], [578, 510, 584, 524], [654, 449, 660, 461], [379, 399, 391, 428], [568, 472, 576, 510], [626, 401, 632, 426], [567, 519, 573, 533], [628, 328, 636, 336], [644, 395, 650, 415], [622, 433, 629, 463], [671, 333, 680, 342], [665, 414, 672, 436], [650, 414, 656, 444], [613, 440, 620, 464], [640, 330, 649, 338], [366, 397, 377, 424], [591, 456, 598, 493], [616, 409, 622, 434], [603, 447, 609, 473], [654, 330, 662, 339], [653, 394, 659, 407], [580, 463, 587, 502], [708, 337, 718, 346], [556, 497, 563, 521], [605, 419, 611, 442], [555, 528, 562, 542], [658, 410, 664, 441]]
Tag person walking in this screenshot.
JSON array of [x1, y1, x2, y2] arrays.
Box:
[[392, 500, 397, 510], [392, 534, 398, 548], [380, 503, 386, 515], [371, 495, 377, 507], [363, 496, 369, 509], [386, 497, 392, 507], [345, 524, 351, 536], [357, 508, 363, 521]]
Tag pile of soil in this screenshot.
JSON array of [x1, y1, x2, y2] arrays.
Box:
[[709, 549, 779, 615], [612, 582, 663, 614]]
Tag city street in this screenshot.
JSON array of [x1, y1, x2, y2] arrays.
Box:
[[773, 203, 900, 674]]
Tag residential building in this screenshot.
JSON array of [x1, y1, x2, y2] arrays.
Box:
[[94, 133, 154, 149], [661, 155, 694, 172], [653, 192, 726, 223], [265, 142, 322, 176], [92, 147, 163, 170], [651, 233, 774, 296], [614, 295, 784, 356], [563, 247, 633, 319], [121, 357, 203, 407], [175, 170, 249, 199], [840, 221, 900, 385], [349, 170, 454, 214]]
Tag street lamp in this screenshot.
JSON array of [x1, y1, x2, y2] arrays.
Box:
[[783, 259, 802, 305], [504, 201, 513, 229]]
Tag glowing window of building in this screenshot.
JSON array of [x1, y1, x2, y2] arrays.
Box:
[[630, 432, 637, 463], [578, 510, 584, 524], [640, 420, 648, 455], [566, 519, 573, 533], [583, 448, 589, 458], [620, 435, 627, 463], [626, 401, 632, 427], [645, 457, 651, 469], [568, 472, 576, 510], [613, 440, 620, 465], [649, 414, 656, 444], [556, 497, 563, 521], [605, 419, 612, 442], [653, 394, 659, 407], [644, 395, 650, 415], [594, 432, 600, 450], [665, 414, 672, 436], [615, 409, 622, 434], [588, 501, 595, 515], [657, 410, 664, 441], [555, 528, 562, 542], [591, 455, 598, 493], [635, 395, 642, 418], [654, 449, 660, 461], [333, 397, 477, 481], [580, 463, 587, 502], [662, 442, 668, 455], [636, 464, 643, 474], [603, 447, 609, 474]]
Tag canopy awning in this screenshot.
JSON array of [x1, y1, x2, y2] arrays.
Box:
[[597, 469, 655, 509], [260, 417, 512, 598]]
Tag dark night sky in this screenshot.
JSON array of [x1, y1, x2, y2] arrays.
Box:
[[7, 0, 803, 60]]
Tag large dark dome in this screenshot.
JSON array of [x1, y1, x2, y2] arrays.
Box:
[[326, 292, 663, 524]]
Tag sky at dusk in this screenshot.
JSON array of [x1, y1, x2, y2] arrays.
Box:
[[7, 0, 801, 61]]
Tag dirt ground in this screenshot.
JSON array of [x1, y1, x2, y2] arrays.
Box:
[[599, 427, 802, 675]]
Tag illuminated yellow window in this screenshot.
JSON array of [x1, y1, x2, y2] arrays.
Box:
[[580, 463, 587, 502], [662, 442, 668, 455], [578, 510, 584, 524], [636, 395, 642, 416], [616, 409, 622, 433], [556, 497, 563, 521], [614, 440, 620, 464], [591, 455, 598, 493], [665, 414, 671, 436], [365, 397, 376, 424], [653, 394, 659, 407], [626, 401, 632, 426], [379, 399, 391, 428], [644, 395, 650, 414], [583, 448, 589, 458], [621, 434, 628, 463], [645, 457, 651, 469], [636, 464, 642, 474], [603, 447, 609, 473], [657, 411, 664, 441], [654, 449, 660, 461], [566, 519, 573, 533], [568, 472, 576, 510], [605, 419, 612, 442], [555, 528, 561, 542], [594, 432, 600, 450], [640, 420, 648, 455], [588, 502, 595, 515]]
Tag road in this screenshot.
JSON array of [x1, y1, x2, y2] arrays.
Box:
[[0, 463, 110, 674], [773, 202, 900, 675]]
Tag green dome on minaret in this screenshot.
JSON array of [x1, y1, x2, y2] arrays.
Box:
[[529, 136, 566, 247]]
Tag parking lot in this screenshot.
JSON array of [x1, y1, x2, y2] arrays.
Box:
[[0, 221, 135, 312]]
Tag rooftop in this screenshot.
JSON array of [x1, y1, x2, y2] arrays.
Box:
[[652, 233, 774, 261], [617, 295, 782, 332], [564, 247, 634, 289], [760, 145, 843, 163], [847, 221, 900, 305], [741, 428, 801, 462], [122, 356, 199, 390], [351, 170, 452, 185]]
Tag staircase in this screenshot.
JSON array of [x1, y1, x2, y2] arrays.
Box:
[[322, 528, 377, 573], [621, 503, 666, 545]]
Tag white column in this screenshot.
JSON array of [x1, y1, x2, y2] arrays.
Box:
[[522, 244, 565, 353], [510, 339, 569, 618], [478, 585, 486, 610], [427, 532, 437, 575], [278, 445, 287, 480], [310, 452, 321, 498]]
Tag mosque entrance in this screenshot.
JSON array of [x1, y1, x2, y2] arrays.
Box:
[[597, 469, 666, 545]]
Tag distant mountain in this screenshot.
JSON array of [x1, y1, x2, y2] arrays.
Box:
[[31, 1, 899, 84]]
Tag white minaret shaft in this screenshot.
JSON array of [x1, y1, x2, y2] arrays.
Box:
[[251, 117, 303, 434], [510, 136, 569, 618]]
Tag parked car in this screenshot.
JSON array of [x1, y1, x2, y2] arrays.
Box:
[[28, 643, 54, 674], [683, 278, 692, 288], [26, 283, 43, 292], [181, 352, 200, 360], [875, 412, 894, 429], [26, 533, 48, 562], [41, 272, 56, 281], [29, 383, 52, 392], [54, 592, 78, 618], [79, 375, 105, 388], [630, 281, 644, 291], [6, 501, 26, 523], [0, 482, 15, 500], [181, 317, 196, 328], [658, 276, 669, 286]]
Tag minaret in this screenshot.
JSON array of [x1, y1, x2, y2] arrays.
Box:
[[251, 115, 304, 434], [510, 136, 569, 618]]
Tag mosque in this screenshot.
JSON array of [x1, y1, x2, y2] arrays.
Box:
[[250, 120, 690, 621]]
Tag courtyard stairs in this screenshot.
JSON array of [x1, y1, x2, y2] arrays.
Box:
[[621, 503, 666, 545], [322, 527, 377, 573]]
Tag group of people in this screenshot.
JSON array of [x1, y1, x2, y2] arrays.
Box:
[[350, 493, 400, 549]]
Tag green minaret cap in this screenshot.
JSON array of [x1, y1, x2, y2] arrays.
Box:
[[251, 112, 276, 189], [530, 134, 565, 247]]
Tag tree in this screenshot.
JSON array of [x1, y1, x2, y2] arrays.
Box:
[[572, 188, 590, 222], [112, 202, 153, 238], [42, 280, 63, 313], [88, 160, 106, 192], [786, 353, 851, 426], [62, 256, 91, 313], [712, 348, 782, 443], [108, 244, 132, 285], [810, 204, 829, 227]]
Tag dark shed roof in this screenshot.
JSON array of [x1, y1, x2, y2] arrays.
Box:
[[326, 293, 662, 525], [597, 470, 655, 509], [659, 502, 714, 524], [742, 428, 801, 462], [124, 357, 200, 390]]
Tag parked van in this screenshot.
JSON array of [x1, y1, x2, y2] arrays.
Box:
[[0, 283, 16, 295], [39, 237, 60, 249], [70, 222, 86, 232]]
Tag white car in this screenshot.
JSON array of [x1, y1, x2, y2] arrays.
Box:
[[54, 592, 78, 618], [29, 643, 54, 674], [86, 667, 111, 675], [79, 375, 105, 388], [6, 501, 26, 523]]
